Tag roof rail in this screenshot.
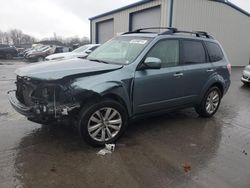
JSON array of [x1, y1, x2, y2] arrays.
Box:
[[170, 30, 213, 39], [123, 27, 213, 39], [122, 27, 178, 35]]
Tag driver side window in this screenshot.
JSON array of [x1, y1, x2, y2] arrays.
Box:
[[146, 40, 179, 68]]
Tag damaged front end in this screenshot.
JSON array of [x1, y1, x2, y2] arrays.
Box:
[[8, 76, 80, 124]]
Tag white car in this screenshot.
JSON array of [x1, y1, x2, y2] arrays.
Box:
[[241, 64, 250, 84], [45, 44, 100, 61]]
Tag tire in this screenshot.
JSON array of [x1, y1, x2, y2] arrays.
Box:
[[78, 99, 128, 147], [195, 86, 222, 118]]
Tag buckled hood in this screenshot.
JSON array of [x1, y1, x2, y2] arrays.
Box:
[[15, 58, 123, 80]]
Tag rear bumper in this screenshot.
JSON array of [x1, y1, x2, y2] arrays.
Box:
[[7, 90, 35, 118]]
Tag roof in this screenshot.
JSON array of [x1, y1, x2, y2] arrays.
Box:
[[89, 0, 250, 20]]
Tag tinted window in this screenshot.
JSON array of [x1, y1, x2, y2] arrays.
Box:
[[146, 40, 179, 68], [182, 40, 206, 64], [205, 42, 224, 62]]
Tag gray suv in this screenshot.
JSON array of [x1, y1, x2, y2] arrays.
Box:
[[8, 28, 231, 146]]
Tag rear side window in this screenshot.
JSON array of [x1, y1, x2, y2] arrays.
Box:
[[182, 40, 206, 64], [205, 42, 224, 62]]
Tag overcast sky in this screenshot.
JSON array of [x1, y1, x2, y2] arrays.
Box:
[[0, 0, 249, 39]]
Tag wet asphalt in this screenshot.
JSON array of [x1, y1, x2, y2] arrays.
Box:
[[0, 61, 249, 188]]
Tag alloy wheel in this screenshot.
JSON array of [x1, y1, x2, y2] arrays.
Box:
[[205, 90, 220, 114], [87, 107, 122, 142]]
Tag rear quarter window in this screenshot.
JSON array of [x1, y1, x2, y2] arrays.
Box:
[[205, 42, 224, 62]]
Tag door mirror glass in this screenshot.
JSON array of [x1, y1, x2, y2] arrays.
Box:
[[141, 57, 162, 70]]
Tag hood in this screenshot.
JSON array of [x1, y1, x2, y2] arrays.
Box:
[[15, 58, 123, 80], [46, 52, 87, 60], [46, 52, 74, 60]]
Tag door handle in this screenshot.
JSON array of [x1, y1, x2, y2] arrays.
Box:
[[173, 72, 184, 77], [206, 69, 214, 72]]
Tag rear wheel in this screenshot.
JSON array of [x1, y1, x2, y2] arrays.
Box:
[[195, 87, 221, 117], [78, 99, 128, 147]]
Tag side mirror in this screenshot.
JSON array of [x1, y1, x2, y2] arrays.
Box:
[[140, 57, 162, 70], [85, 49, 92, 54]]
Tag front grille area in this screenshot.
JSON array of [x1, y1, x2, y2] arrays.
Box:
[[16, 76, 35, 106]]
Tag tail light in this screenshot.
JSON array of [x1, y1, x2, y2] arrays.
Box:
[[227, 64, 231, 75]]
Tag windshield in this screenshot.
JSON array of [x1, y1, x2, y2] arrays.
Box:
[[73, 45, 89, 53], [87, 36, 152, 65]]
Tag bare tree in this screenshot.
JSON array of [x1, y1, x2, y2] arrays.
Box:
[[9, 29, 23, 45], [3, 32, 11, 45], [0, 31, 4, 44], [0, 29, 89, 47], [21, 34, 36, 44]]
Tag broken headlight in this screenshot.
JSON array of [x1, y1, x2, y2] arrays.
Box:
[[33, 84, 62, 103]]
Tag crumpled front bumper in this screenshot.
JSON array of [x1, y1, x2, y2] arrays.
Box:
[[8, 90, 81, 120], [8, 90, 35, 118]]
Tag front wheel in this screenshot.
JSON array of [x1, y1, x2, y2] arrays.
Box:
[[195, 87, 222, 118], [78, 99, 128, 147]]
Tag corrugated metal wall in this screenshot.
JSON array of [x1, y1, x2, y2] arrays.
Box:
[[173, 0, 250, 66], [90, 0, 250, 66], [91, 0, 168, 43]]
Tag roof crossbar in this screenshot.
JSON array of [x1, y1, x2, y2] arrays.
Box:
[[123, 27, 213, 39]]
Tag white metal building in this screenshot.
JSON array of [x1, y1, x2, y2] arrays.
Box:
[[89, 0, 250, 66]]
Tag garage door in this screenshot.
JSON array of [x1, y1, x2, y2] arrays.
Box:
[[96, 19, 114, 44], [130, 6, 161, 31]]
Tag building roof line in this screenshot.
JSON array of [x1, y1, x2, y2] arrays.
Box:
[[89, 0, 250, 20], [212, 0, 250, 17], [89, 0, 153, 20]]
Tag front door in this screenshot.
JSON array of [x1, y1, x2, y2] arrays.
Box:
[[133, 39, 186, 114]]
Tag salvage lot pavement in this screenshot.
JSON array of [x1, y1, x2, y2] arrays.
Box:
[[0, 61, 249, 188]]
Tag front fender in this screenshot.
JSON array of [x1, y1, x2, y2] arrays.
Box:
[[71, 80, 133, 116]]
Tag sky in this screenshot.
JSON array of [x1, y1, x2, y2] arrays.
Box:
[[0, 0, 249, 39]]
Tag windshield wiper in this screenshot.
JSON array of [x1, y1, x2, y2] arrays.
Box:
[[88, 58, 109, 64]]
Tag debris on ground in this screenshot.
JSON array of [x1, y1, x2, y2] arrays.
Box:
[[182, 163, 192, 173], [190, 143, 197, 147], [50, 166, 56, 173], [97, 144, 115, 156], [242, 150, 248, 155]]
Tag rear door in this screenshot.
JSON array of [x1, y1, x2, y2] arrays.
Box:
[[180, 39, 213, 104]]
